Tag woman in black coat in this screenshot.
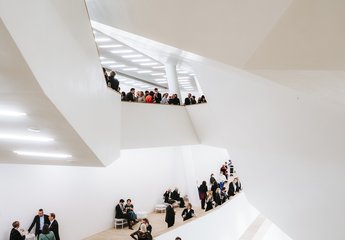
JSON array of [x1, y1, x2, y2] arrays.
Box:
[[181, 203, 195, 221], [198, 181, 208, 209], [165, 203, 175, 228]]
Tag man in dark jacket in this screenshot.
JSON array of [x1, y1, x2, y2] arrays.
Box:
[[165, 203, 175, 228], [126, 88, 136, 102], [48, 213, 60, 240], [107, 71, 119, 92], [28, 209, 49, 237]]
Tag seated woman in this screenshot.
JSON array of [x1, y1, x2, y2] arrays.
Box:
[[125, 199, 138, 225], [205, 191, 214, 212], [39, 224, 55, 240], [163, 189, 175, 204], [171, 188, 185, 208], [130, 218, 152, 240], [214, 188, 222, 207], [181, 203, 195, 221]]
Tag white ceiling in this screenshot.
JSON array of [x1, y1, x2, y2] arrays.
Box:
[[0, 19, 101, 166], [93, 29, 199, 93]]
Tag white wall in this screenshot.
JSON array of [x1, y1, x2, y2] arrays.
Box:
[[0, 145, 227, 239], [186, 60, 345, 240], [121, 102, 200, 149], [155, 193, 259, 240], [0, 0, 121, 166]]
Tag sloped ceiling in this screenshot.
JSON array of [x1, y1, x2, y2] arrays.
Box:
[[0, 19, 102, 166]]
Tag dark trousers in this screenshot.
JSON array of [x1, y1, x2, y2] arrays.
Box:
[[167, 222, 174, 228], [201, 198, 206, 209]]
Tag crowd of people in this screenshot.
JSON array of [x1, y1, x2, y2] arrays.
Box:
[[198, 160, 242, 212], [103, 68, 207, 105], [113, 160, 242, 239], [10, 209, 60, 240]]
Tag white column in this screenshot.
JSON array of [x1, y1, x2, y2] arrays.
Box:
[[165, 63, 182, 102]]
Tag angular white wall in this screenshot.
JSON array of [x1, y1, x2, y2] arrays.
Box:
[[186, 60, 345, 240], [155, 194, 259, 240], [121, 102, 199, 149], [0, 0, 121, 166], [0, 145, 228, 240]]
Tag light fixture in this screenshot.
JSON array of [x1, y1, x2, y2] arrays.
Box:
[[95, 37, 111, 42], [124, 81, 135, 84], [151, 73, 165, 76], [0, 110, 27, 117], [189, 73, 196, 76], [98, 44, 123, 48], [27, 128, 40, 133], [13, 150, 72, 159], [155, 78, 166, 81], [122, 54, 143, 58], [152, 66, 165, 69], [0, 134, 54, 142], [133, 83, 142, 86], [178, 76, 190, 80], [178, 71, 188, 74], [99, 56, 105, 60], [101, 60, 115, 64], [178, 80, 190, 82], [131, 58, 151, 62], [157, 81, 167, 84], [109, 64, 126, 68], [141, 62, 158, 66], [137, 70, 152, 74], [111, 50, 133, 54], [123, 68, 138, 71]]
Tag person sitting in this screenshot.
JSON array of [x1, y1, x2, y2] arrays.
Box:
[[171, 188, 185, 208], [235, 178, 242, 192], [10, 221, 25, 240], [214, 188, 222, 207], [163, 189, 175, 204], [130, 218, 152, 240], [191, 96, 197, 104], [115, 199, 133, 229], [38, 224, 55, 240], [198, 95, 207, 103], [125, 199, 138, 225], [228, 179, 237, 198], [205, 191, 214, 212], [181, 203, 195, 221], [221, 187, 228, 204]]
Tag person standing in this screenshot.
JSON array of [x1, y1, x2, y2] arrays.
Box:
[[184, 93, 192, 105], [198, 181, 208, 209], [28, 209, 49, 237], [154, 88, 161, 103], [48, 213, 60, 240], [107, 71, 119, 92], [165, 203, 175, 228], [10, 221, 25, 240]]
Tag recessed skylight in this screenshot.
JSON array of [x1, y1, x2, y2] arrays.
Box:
[[95, 37, 111, 42], [0, 134, 54, 142], [123, 68, 139, 71], [13, 150, 72, 159], [155, 78, 166, 81], [178, 76, 190, 80], [0, 110, 26, 117], [109, 64, 126, 68], [137, 70, 152, 74], [152, 66, 165, 69], [99, 44, 123, 48], [111, 50, 134, 54], [131, 58, 151, 63], [101, 60, 116, 64], [156, 81, 168, 84], [151, 73, 165, 76], [122, 54, 143, 58], [178, 71, 188, 74], [140, 62, 158, 66]]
